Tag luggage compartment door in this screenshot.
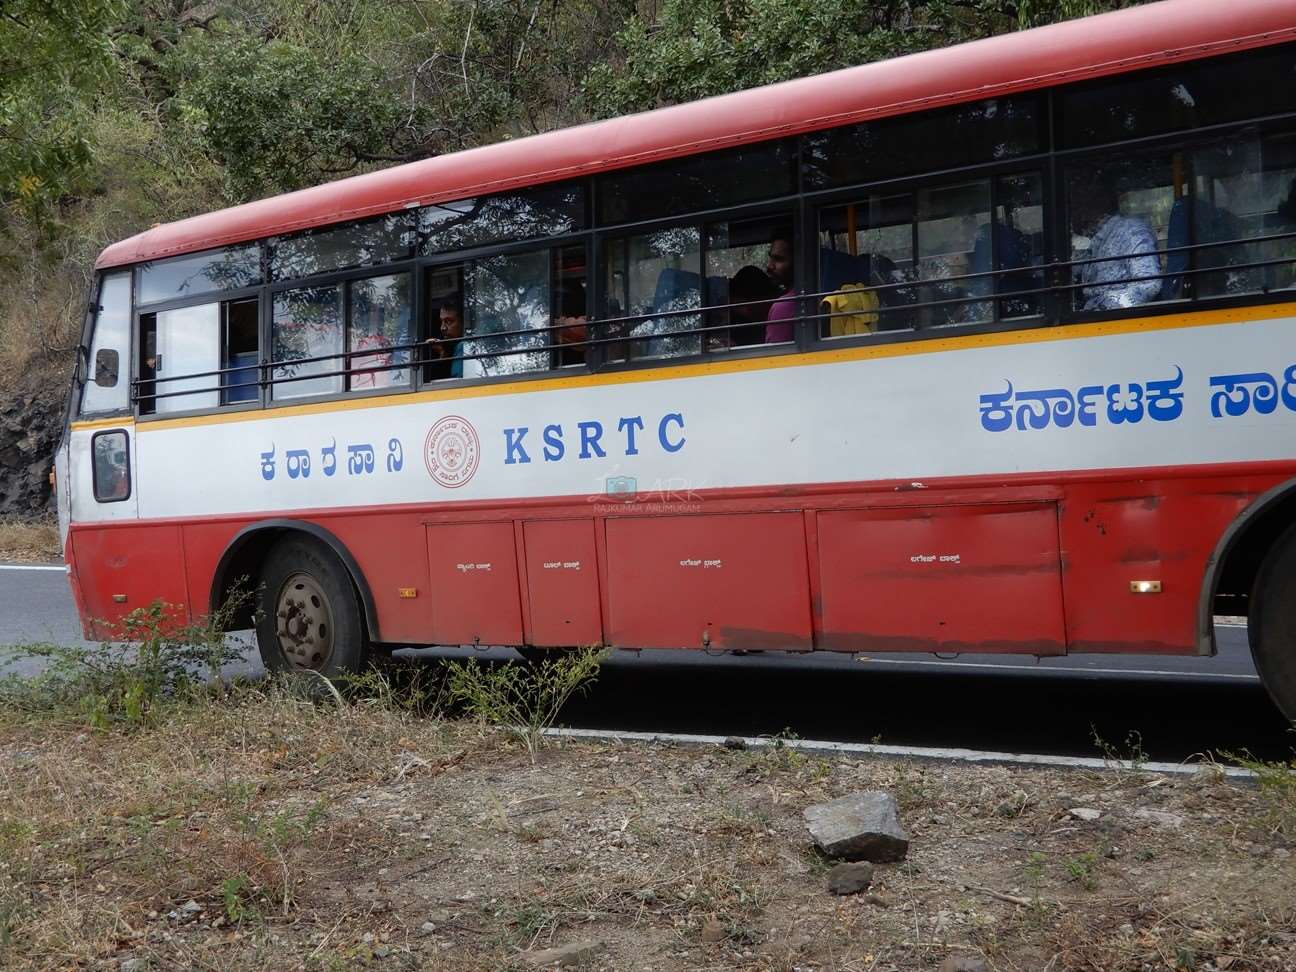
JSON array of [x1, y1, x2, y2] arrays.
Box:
[[425, 521, 523, 646]]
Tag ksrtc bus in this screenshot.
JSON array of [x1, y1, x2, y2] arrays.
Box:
[[59, 0, 1296, 719]]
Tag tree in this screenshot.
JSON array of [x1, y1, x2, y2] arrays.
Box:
[[582, 0, 1145, 118], [0, 0, 125, 219]]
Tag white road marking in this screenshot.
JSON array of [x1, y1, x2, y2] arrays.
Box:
[[545, 727, 1257, 779], [852, 656, 1260, 680], [0, 564, 67, 572]]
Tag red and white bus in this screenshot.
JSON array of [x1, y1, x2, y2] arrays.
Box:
[[58, 0, 1296, 719]]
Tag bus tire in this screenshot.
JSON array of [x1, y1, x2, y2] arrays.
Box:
[[255, 538, 367, 677], [1248, 523, 1296, 723]]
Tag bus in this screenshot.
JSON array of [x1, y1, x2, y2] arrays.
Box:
[[58, 0, 1296, 720]]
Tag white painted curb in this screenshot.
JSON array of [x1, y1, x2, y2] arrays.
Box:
[[544, 726, 1257, 780]]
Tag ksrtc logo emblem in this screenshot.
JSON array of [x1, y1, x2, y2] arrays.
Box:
[[424, 416, 480, 488]]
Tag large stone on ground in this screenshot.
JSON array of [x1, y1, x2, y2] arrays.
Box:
[[804, 790, 909, 862], [519, 940, 603, 968], [827, 861, 874, 895]]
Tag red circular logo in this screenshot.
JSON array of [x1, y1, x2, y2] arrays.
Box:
[[424, 416, 480, 488]]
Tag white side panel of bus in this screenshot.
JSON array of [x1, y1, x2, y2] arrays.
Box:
[[68, 426, 139, 523]]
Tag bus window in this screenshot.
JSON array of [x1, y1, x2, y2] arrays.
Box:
[[349, 273, 411, 390], [419, 183, 584, 255], [704, 216, 795, 349], [553, 245, 588, 368], [222, 298, 259, 404], [136, 245, 260, 305], [990, 173, 1045, 321], [272, 284, 344, 399], [1261, 134, 1296, 294], [463, 250, 551, 378], [916, 179, 991, 328], [1066, 155, 1174, 313], [145, 302, 222, 413], [80, 272, 132, 415], [424, 266, 464, 381], [818, 193, 915, 336], [270, 213, 414, 283], [603, 227, 703, 362]]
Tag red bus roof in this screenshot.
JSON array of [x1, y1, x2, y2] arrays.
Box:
[[97, 0, 1296, 271]]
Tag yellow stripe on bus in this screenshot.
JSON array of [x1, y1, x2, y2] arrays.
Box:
[[68, 302, 1295, 434]]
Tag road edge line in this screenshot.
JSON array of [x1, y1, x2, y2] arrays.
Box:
[[543, 727, 1256, 779]]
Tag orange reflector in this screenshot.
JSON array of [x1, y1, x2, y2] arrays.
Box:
[[1129, 580, 1162, 594], [398, 588, 418, 599]]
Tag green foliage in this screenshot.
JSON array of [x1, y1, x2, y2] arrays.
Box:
[[447, 649, 606, 760], [1223, 745, 1296, 837], [582, 0, 1146, 117], [0, 0, 125, 218], [0, 587, 253, 728]]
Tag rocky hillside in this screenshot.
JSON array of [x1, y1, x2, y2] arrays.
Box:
[[0, 358, 70, 518]]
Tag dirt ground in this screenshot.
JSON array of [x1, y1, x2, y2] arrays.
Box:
[[0, 694, 1293, 971], [0, 518, 60, 562]]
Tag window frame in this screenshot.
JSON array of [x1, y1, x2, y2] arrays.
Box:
[[90, 428, 132, 504]]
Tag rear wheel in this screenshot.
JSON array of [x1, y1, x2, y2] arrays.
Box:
[[255, 538, 367, 677], [1248, 523, 1296, 722]]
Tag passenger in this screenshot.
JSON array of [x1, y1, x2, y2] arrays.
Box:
[[1072, 186, 1162, 311], [763, 231, 798, 343], [727, 265, 780, 347], [424, 294, 465, 379], [554, 280, 589, 366]]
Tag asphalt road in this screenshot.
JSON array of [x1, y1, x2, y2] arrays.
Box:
[[2, 562, 1290, 762]]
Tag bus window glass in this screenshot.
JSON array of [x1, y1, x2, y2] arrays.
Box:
[[704, 216, 795, 349], [804, 95, 1041, 190], [916, 180, 991, 327], [597, 141, 795, 226], [270, 213, 414, 282], [419, 183, 584, 255], [272, 285, 344, 399], [818, 193, 916, 336], [91, 430, 130, 503], [80, 271, 132, 415], [991, 173, 1045, 320], [463, 250, 551, 378], [1260, 133, 1296, 294], [222, 299, 259, 405], [423, 267, 464, 382], [1061, 44, 1296, 150], [150, 302, 221, 413], [1067, 154, 1175, 313], [553, 245, 589, 367], [602, 226, 703, 361], [349, 273, 411, 390], [136, 245, 260, 305]]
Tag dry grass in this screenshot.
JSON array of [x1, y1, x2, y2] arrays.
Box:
[[1, 682, 1294, 971], [0, 519, 60, 563]]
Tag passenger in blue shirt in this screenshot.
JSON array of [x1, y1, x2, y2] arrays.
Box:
[[425, 294, 464, 380]]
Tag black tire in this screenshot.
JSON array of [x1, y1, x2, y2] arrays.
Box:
[[1248, 523, 1296, 723], [254, 537, 367, 677]]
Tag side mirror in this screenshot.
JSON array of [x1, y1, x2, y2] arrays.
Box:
[[94, 348, 119, 388]]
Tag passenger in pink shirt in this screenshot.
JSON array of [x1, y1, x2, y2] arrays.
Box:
[[763, 233, 798, 343]]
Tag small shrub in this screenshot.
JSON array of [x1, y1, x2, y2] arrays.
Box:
[[446, 648, 605, 760], [1223, 745, 1296, 837], [0, 584, 254, 728]]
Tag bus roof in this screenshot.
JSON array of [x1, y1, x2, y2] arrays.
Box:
[[96, 0, 1295, 272]]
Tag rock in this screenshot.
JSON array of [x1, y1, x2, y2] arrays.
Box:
[[700, 917, 727, 943], [722, 737, 747, 750], [519, 940, 603, 968], [180, 900, 202, 914], [373, 945, 391, 958], [1068, 807, 1102, 822], [419, 922, 438, 935], [1132, 808, 1184, 828], [803, 791, 909, 862], [827, 861, 874, 895], [864, 893, 890, 907], [938, 957, 987, 972], [120, 960, 148, 972]]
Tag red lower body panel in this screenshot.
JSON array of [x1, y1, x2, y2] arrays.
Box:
[[65, 462, 1291, 655]]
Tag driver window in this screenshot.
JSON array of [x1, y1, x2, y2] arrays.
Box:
[[80, 272, 132, 415]]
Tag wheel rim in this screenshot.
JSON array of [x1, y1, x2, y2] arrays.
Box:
[[274, 572, 335, 671]]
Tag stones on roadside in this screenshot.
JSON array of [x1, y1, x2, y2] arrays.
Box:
[[938, 956, 988, 972], [826, 861, 874, 895], [804, 791, 909, 862], [518, 940, 603, 968], [120, 959, 148, 972], [1067, 807, 1102, 822], [864, 892, 890, 907], [722, 737, 747, 750], [1132, 808, 1184, 829]]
